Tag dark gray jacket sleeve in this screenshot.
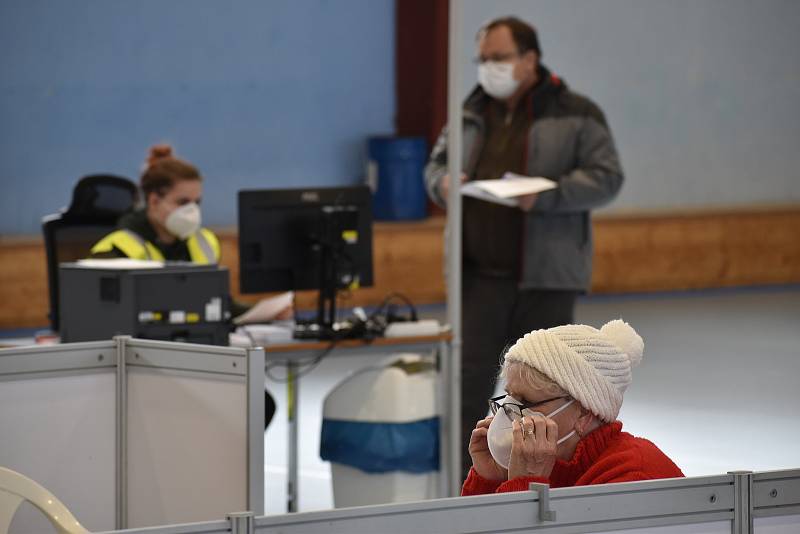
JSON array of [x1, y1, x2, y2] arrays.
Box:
[[425, 120, 485, 208], [424, 126, 449, 208], [532, 114, 624, 213]]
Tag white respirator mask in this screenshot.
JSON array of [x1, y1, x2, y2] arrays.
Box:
[[165, 202, 201, 239], [478, 61, 520, 100], [487, 396, 576, 469]]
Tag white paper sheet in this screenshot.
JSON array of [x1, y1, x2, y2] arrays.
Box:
[[76, 258, 165, 269], [461, 173, 557, 206], [232, 291, 294, 325]]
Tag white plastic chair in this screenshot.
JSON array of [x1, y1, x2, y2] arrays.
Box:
[[0, 466, 89, 534]]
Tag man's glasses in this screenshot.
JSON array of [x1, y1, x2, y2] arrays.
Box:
[[488, 394, 570, 420], [473, 52, 520, 64]]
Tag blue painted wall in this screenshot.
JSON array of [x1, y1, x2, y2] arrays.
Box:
[[461, 0, 800, 211], [4, 1, 799, 234], [0, 0, 395, 235]]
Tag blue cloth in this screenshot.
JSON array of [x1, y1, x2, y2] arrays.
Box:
[[320, 417, 439, 473]]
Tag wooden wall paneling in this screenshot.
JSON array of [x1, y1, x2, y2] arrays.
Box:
[[591, 208, 800, 292], [0, 238, 50, 329], [1, 208, 798, 329]]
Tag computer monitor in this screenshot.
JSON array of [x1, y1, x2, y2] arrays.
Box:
[[237, 185, 374, 338]]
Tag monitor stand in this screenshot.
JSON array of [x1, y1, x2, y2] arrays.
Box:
[[292, 299, 365, 340], [293, 285, 339, 340], [292, 221, 362, 341], [293, 281, 366, 341]]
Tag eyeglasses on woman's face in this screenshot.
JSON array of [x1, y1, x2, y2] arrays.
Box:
[[488, 394, 571, 420]]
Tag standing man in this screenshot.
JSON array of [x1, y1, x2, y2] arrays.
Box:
[[424, 17, 624, 478]]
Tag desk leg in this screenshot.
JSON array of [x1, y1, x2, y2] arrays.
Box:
[[287, 360, 299, 513]]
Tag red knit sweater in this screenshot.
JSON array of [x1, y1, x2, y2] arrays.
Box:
[[462, 421, 684, 495]]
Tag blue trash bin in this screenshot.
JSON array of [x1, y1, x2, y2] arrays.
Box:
[[367, 137, 428, 221]]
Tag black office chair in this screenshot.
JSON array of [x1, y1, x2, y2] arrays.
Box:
[[42, 174, 139, 331]]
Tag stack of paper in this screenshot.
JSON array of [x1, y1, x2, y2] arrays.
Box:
[[461, 172, 557, 207]]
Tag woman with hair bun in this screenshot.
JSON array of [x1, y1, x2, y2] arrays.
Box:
[[92, 143, 293, 322], [463, 319, 684, 495], [92, 144, 218, 264]]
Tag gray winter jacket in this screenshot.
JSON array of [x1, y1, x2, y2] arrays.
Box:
[[424, 67, 624, 291]]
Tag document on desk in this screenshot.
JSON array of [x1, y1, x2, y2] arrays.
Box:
[[76, 258, 165, 269], [233, 291, 294, 325], [461, 172, 557, 207]]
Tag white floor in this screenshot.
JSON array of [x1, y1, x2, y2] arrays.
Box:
[[263, 286, 800, 515]]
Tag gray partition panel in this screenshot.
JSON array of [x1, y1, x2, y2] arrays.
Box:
[[753, 469, 800, 518], [96, 519, 231, 534], [753, 515, 800, 533], [0, 342, 118, 533], [252, 475, 735, 534], [0, 338, 263, 532], [126, 367, 248, 528], [598, 523, 731, 534], [124, 339, 263, 528], [95, 469, 800, 534], [0, 340, 115, 375]]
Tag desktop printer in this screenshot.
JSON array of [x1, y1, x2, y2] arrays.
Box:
[[59, 261, 231, 345]]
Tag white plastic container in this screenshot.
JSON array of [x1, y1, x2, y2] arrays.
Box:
[[320, 354, 440, 508]]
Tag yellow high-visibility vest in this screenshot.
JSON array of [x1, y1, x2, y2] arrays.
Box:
[[90, 228, 220, 264]]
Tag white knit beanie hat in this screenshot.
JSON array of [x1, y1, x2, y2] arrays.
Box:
[[503, 319, 644, 422]]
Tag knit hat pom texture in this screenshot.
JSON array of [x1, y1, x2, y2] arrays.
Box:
[[599, 319, 644, 368]]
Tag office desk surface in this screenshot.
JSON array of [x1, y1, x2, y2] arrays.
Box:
[[264, 332, 452, 355]]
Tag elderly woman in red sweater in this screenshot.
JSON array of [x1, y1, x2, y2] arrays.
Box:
[[462, 319, 683, 495]]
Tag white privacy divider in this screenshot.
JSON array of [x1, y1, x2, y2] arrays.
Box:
[[0, 341, 117, 533], [94, 469, 800, 534], [0, 337, 264, 532]]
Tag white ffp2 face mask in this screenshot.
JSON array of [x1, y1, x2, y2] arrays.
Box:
[[487, 397, 576, 469], [478, 61, 520, 100], [165, 202, 201, 239]]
